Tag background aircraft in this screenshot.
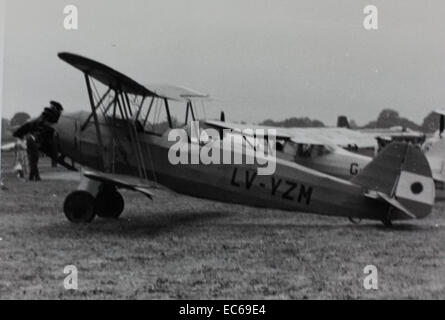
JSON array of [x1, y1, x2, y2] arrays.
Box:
[[337, 115, 426, 150], [205, 120, 372, 181], [336, 113, 444, 199], [13, 52, 436, 227]]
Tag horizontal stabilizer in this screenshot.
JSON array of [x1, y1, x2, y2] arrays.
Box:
[[374, 192, 416, 219]]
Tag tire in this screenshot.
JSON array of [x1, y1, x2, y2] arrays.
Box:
[[95, 190, 124, 219], [63, 191, 96, 223], [382, 206, 394, 228], [381, 217, 393, 228], [348, 217, 362, 225]]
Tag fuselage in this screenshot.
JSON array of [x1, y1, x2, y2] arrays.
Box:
[[277, 144, 371, 181], [53, 111, 403, 221], [225, 131, 372, 181]]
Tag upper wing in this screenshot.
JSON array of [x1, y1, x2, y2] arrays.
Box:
[[289, 135, 331, 146], [288, 127, 377, 149], [82, 169, 154, 199], [205, 120, 291, 140], [359, 127, 425, 139], [284, 128, 336, 146], [58, 52, 211, 103], [58, 52, 155, 97], [205, 120, 335, 146], [147, 84, 210, 102]]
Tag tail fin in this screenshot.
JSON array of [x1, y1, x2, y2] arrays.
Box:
[[352, 142, 435, 219], [337, 116, 350, 128]]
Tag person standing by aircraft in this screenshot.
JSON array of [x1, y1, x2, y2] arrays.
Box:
[[1, 138, 28, 178], [26, 133, 40, 181], [13, 138, 28, 178], [13, 100, 64, 181]]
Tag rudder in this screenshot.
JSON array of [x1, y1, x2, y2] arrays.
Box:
[[337, 116, 350, 129], [352, 142, 435, 219]]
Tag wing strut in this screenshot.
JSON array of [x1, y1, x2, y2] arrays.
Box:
[[81, 87, 112, 131], [85, 74, 109, 171], [58, 52, 164, 184], [124, 91, 149, 180], [82, 75, 153, 182]]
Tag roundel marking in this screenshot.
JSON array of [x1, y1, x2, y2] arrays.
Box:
[[410, 182, 423, 195]]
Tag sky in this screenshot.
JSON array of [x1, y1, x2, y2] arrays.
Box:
[[2, 0, 445, 126]]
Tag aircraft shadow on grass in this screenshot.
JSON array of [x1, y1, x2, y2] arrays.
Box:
[[36, 208, 436, 240]]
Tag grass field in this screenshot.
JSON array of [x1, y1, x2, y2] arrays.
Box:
[[0, 153, 444, 299]]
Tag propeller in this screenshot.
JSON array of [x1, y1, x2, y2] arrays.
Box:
[[220, 111, 226, 122], [13, 101, 64, 162], [14, 101, 63, 138]]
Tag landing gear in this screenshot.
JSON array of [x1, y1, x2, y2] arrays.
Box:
[[381, 216, 393, 228], [63, 188, 125, 223], [381, 206, 394, 228], [63, 191, 96, 223], [63, 174, 125, 223], [348, 217, 362, 225], [94, 186, 124, 219]]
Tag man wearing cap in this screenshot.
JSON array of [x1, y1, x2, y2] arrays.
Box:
[[14, 101, 64, 181]]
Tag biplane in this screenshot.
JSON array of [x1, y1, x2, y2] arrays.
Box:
[[13, 52, 436, 226]]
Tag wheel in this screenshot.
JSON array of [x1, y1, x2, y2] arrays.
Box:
[[94, 190, 124, 219], [63, 191, 96, 223], [381, 206, 394, 228], [348, 217, 362, 224], [381, 216, 393, 228]]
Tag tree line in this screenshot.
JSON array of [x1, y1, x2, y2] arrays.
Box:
[[260, 109, 441, 132], [1, 109, 442, 143]]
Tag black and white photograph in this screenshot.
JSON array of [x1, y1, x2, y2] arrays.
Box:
[[0, 0, 444, 303]]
